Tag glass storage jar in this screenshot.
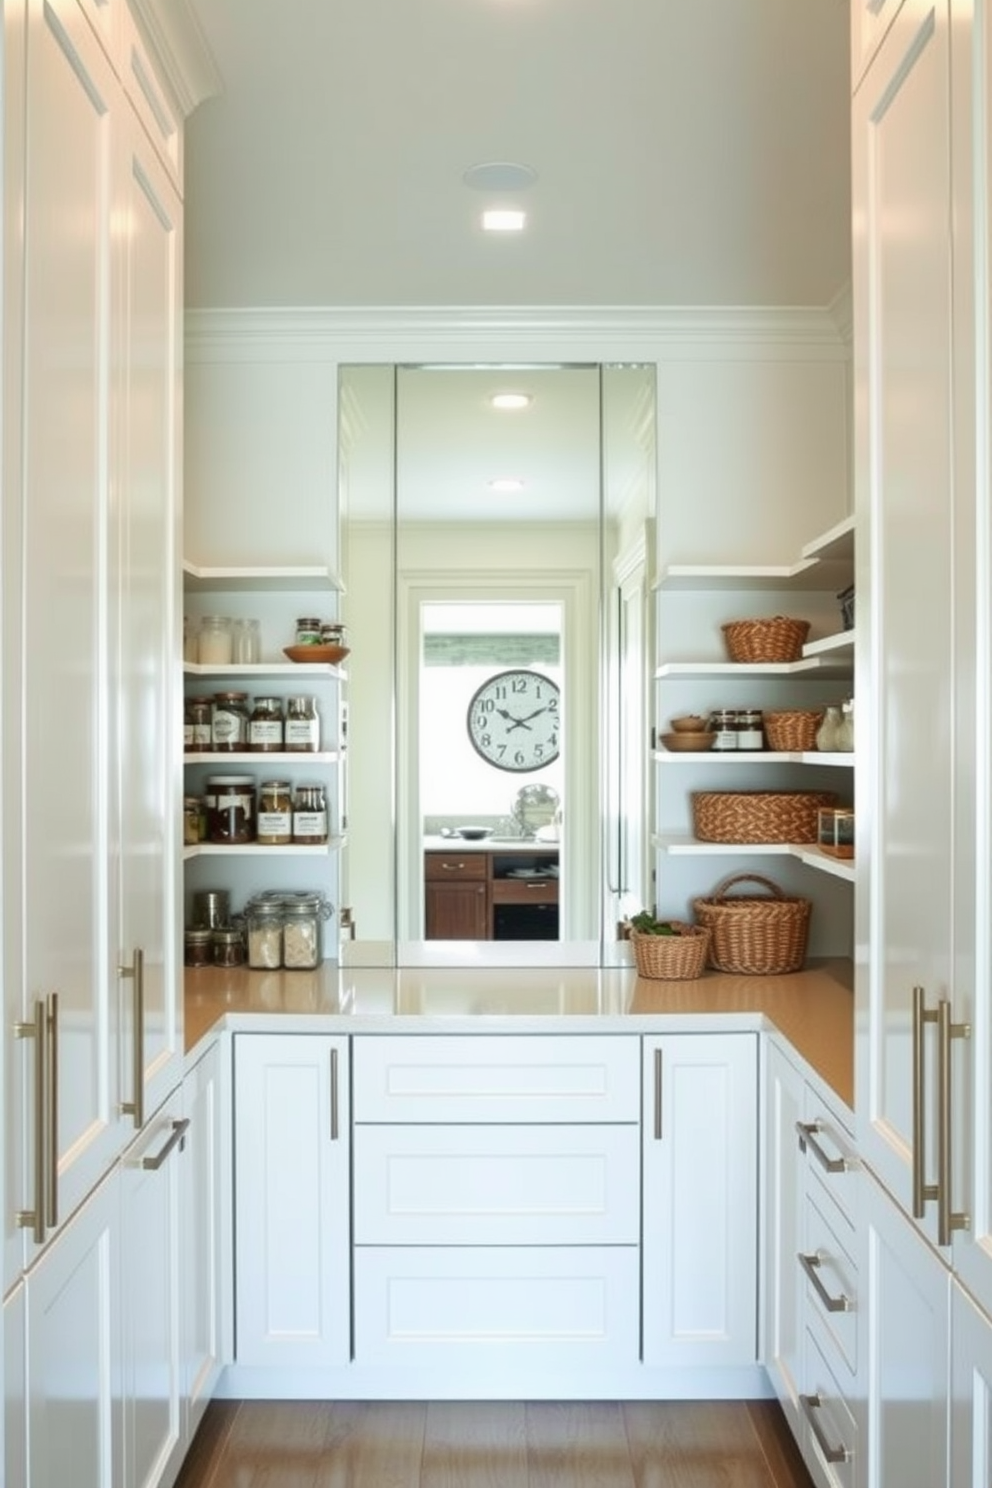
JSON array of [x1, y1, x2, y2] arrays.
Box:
[[211, 925, 246, 967], [246, 897, 284, 969], [204, 774, 256, 844], [709, 709, 738, 751], [183, 794, 205, 846], [291, 783, 329, 844], [249, 697, 284, 752], [186, 696, 213, 752], [284, 696, 320, 752], [280, 892, 330, 970], [211, 691, 250, 751], [295, 617, 322, 646], [257, 780, 293, 844], [183, 926, 213, 967], [198, 615, 233, 665]]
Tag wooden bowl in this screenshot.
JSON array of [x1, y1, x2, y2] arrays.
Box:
[[670, 715, 709, 733], [283, 644, 350, 665], [660, 731, 715, 752]]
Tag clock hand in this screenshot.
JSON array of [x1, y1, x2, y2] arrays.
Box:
[[507, 706, 547, 731], [496, 707, 533, 731]]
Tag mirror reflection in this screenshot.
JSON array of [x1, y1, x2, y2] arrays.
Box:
[[339, 362, 656, 967]]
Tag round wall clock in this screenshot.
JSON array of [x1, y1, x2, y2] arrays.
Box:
[[466, 669, 561, 772]]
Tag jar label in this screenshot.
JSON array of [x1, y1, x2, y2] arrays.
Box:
[[212, 709, 248, 746], [192, 723, 212, 748], [258, 810, 292, 839], [284, 719, 320, 750], [249, 720, 283, 748], [292, 810, 328, 841]]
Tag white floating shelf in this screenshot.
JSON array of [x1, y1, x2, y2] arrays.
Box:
[[183, 751, 341, 766], [652, 834, 856, 883], [802, 629, 855, 659], [184, 661, 346, 680], [654, 750, 798, 765], [800, 513, 855, 564], [183, 837, 345, 860], [655, 514, 855, 592], [654, 656, 853, 680], [183, 561, 343, 592]]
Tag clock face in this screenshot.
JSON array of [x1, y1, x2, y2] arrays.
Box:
[[466, 669, 561, 773]]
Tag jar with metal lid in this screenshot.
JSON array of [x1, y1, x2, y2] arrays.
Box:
[[320, 621, 346, 646], [280, 892, 330, 970], [198, 615, 233, 665], [184, 926, 213, 967], [211, 692, 250, 752], [284, 695, 320, 753], [291, 783, 329, 844], [257, 780, 293, 845], [187, 696, 212, 753], [183, 795, 205, 846], [295, 617, 323, 646], [709, 709, 739, 751], [735, 709, 764, 750], [249, 696, 284, 752], [204, 774, 256, 844], [245, 897, 284, 969], [211, 925, 246, 967]]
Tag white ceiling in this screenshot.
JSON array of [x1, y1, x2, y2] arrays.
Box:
[[182, 0, 853, 313]]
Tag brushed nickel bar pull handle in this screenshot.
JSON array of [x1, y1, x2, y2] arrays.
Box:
[[46, 993, 58, 1229], [653, 1047, 663, 1140], [330, 1046, 340, 1141], [15, 999, 47, 1243], [912, 985, 939, 1218], [800, 1393, 852, 1465], [140, 1118, 190, 1171], [795, 1120, 847, 1174], [119, 948, 145, 1128], [937, 998, 971, 1245], [798, 1250, 853, 1313]]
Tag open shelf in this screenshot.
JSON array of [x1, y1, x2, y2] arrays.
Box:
[[653, 749, 854, 766], [652, 834, 856, 883], [183, 560, 342, 592]]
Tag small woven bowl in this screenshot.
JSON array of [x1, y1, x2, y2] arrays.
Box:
[[660, 731, 716, 752], [670, 714, 709, 733]]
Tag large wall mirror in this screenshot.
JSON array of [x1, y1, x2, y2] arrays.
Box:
[[338, 362, 656, 968]]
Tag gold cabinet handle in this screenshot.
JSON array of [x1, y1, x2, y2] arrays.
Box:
[[795, 1120, 847, 1174], [140, 1118, 190, 1171], [15, 999, 47, 1244], [912, 984, 938, 1219], [799, 1393, 852, 1465], [46, 993, 58, 1230], [937, 997, 970, 1245], [653, 1047, 663, 1140], [119, 948, 145, 1128], [798, 1250, 853, 1314], [330, 1046, 340, 1141]]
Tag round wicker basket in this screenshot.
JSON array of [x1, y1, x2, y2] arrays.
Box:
[[692, 873, 811, 975], [763, 709, 824, 752], [629, 923, 710, 980], [721, 616, 810, 664]]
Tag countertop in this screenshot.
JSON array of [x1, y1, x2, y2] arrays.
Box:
[[183, 956, 854, 1109], [423, 836, 560, 853]]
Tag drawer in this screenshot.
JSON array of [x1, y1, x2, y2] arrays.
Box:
[[491, 878, 559, 904], [800, 1325, 856, 1488], [354, 1245, 639, 1371], [354, 1123, 640, 1245], [799, 1084, 859, 1230], [425, 852, 488, 880], [353, 1034, 641, 1124], [800, 1188, 857, 1376]]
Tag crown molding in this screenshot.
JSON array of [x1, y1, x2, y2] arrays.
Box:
[[130, 0, 222, 117], [184, 304, 851, 365]]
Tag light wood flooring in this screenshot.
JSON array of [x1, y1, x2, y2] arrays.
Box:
[[174, 1399, 815, 1488]]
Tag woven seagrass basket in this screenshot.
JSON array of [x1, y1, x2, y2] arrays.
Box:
[[763, 709, 825, 752], [691, 789, 837, 844], [692, 873, 812, 975], [721, 616, 810, 664], [629, 923, 711, 980]]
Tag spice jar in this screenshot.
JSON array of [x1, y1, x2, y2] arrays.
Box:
[[191, 888, 230, 930], [285, 696, 320, 752], [292, 783, 329, 844], [204, 774, 256, 844], [183, 927, 213, 967], [257, 780, 293, 845], [246, 897, 284, 969], [183, 794, 205, 846], [198, 615, 233, 665], [249, 696, 284, 752], [211, 925, 246, 967], [295, 617, 322, 646], [320, 622, 346, 646], [186, 696, 213, 753], [211, 692, 250, 751], [735, 709, 764, 750], [709, 709, 738, 751], [280, 892, 329, 970]]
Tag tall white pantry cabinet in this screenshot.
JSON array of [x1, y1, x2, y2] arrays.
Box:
[[1, 3, 214, 1486]]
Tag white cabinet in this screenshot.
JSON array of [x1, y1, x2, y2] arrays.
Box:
[[853, 0, 974, 1255], [949, 1282, 992, 1488], [850, 0, 904, 91], [232, 1032, 350, 1370], [120, 1089, 185, 1488], [641, 1032, 758, 1369], [4, 1282, 26, 1488], [181, 1036, 228, 1443], [762, 1036, 806, 1434], [24, 1168, 122, 1488]]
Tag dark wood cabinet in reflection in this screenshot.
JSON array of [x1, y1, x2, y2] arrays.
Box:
[[424, 849, 559, 940]]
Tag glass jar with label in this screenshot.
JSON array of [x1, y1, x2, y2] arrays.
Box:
[[249, 696, 284, 752], [186, 696, 213, 753], [285, 696, 320, 752], [709, 709, 738, 751], [211, 691, 250, 751], [280, 892, 329, 970], [320, 622, 346, 646], [198, 615, 233, 665], [246, 897, 284, 969], [211, 925, 246, 967], [292, 783, 329, 844], [735, 709, 764, 750], [204, 774, 256, 844], [183, 794, 205, 846], [257, 780, 293, 844], [295, 617, 322, 646], [183, 926, 213, 967]]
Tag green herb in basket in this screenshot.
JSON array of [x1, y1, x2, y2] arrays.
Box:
[[628, 911, 678, 936]]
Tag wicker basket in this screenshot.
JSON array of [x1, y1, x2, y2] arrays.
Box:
[[721, 616, 810, 664], [763, 709, 824, 752], [692, 873, 812, 975], [691, 789, 837, 844], [630, 923, 711, 980]]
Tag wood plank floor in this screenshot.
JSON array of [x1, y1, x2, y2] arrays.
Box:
[[174, 1399, 815, 1488]]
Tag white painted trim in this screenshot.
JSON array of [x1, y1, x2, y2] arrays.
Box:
[[129, 0, 222, 117]]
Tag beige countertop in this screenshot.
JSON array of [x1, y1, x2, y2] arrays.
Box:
[[423, 836, 560, 853], [184, 957, 853, 1109]]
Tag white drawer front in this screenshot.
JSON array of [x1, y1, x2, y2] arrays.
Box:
[[801, 1189, 857, 1377], [354, 1124, 640, 1245], [354, 1245, 639, 1370], [801, 1324, 856, 1488], [353, 1034, 640, 1124], [800, 1085, 858, 1231]]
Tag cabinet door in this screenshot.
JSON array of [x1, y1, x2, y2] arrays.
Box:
[[425, 880, 488, 939], [20, 0, 122, 1240], [111, 105, 183, 1129], [762, 1039, 806, 1435], [121, 1090, 184, 1488], [950, 1281, 992, 1488], [850, 0, 904, 91], [233, 1034, 350, 1368], [25, 1168, 122, 1488], [857, 1168, 950, 1488], [182, 1037, 228, 1444], [4, 1281, 27, 1488], [853, 0, 962, 1245], [642, 1032, 758, 1368]]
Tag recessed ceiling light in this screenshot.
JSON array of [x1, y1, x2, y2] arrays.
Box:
[[489, 478, 525, 493], [490, 393, 532, 411], [483, 209, 526, 232], [463, 161, 538, 193]]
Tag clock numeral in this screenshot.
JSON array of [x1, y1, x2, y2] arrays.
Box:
[[511, 677, 527, 693]]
